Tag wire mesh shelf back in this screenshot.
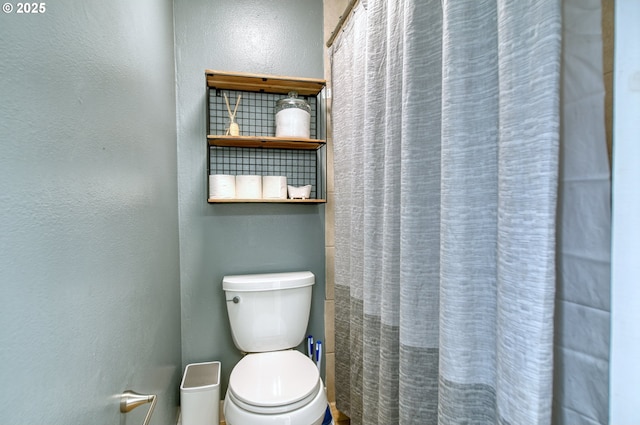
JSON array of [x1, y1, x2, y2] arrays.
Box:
[[209, 147, 318, 198], [209, 89, 317, 138]]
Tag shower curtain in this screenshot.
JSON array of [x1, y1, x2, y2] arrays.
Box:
[[331, 0, 562, 424], [331, 0, 611, 423]]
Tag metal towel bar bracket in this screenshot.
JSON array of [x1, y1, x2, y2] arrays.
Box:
[[120, 390, 157, 425]]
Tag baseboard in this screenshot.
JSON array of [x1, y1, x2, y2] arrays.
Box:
[[219, 400, 225, 424], [330, 402, 350, 422]]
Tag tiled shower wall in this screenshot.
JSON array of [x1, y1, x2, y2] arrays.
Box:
[[323, 0, 349, 411]]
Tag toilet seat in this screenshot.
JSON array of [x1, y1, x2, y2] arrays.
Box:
[[228, 350, 321, 414]]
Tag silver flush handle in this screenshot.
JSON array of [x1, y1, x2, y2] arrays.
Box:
[[228, 296, 240, 304]]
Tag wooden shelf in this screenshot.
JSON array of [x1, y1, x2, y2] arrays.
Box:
[[205, 70, 326, 96], [208, 198, 326, 204], [206, 70, 327, 205], [208, 135, 325, 150]]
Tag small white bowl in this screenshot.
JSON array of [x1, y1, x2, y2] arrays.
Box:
[[287, 185, 312, 199]]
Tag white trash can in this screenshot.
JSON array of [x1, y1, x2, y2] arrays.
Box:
[[180, 361, 221, 425]]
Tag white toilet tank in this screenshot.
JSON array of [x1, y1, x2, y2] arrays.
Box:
[[222, 271, 314, 353]]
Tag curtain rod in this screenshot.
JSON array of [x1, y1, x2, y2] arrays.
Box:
[[326, 0, 360, 48]]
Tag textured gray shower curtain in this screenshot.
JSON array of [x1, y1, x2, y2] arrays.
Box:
[[331, 1, 561, 424]]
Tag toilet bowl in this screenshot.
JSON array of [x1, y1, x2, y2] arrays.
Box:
[[224, 351, 327, 424], [222, 271, 327, 425]]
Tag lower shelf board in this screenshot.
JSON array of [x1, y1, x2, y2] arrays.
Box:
[[208, 198, 326, 204]]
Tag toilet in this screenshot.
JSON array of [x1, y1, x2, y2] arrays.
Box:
[[222, 271, 328, 425]]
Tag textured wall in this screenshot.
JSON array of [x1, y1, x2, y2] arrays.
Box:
[[0, 1, 181, 424], [609, 1, 640, 423], [173, 0, 325, 397]]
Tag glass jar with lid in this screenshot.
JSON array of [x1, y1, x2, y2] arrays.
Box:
[[275, 91, 311, 138]]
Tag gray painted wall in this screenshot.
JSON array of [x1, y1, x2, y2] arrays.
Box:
[[173, 0, 326, 396], [0, 1, 181, 424]]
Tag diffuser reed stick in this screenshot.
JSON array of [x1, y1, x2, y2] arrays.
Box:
[[224, 93, 241, 136]]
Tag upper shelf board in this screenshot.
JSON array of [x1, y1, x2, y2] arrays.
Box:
[[205, 70, 326, 96]]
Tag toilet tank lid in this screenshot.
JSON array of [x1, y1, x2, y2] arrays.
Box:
[[222, 271, 314, 292]]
